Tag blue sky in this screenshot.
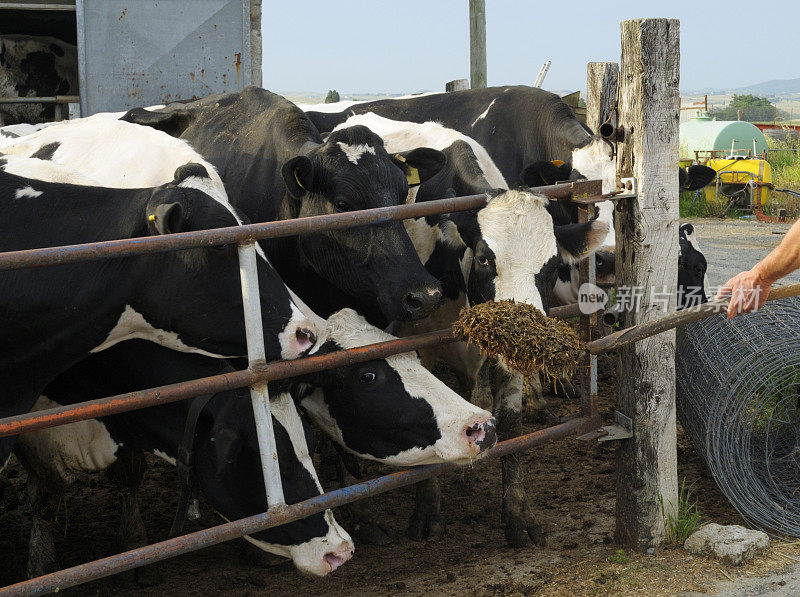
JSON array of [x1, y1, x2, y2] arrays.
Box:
[[262, 1, 798, 94]]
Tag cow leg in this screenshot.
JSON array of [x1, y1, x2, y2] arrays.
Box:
[[524, 374, 559, 425], [407, 477, 443, 541], [332, 446, 392, 546], [24, 472, 60, 578], [107, 450, 160, 587], [491, 364, 546, 548]]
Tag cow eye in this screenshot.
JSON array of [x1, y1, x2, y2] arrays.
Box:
[[360, 372, 376, 384], [333, 199, 351, 212], [695, 265, 704, 273], [477, 255, 490, 267]]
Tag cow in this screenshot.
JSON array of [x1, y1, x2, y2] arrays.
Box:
[[17, 341, 354, 580], [0, 36, 78, 125], [120, 87, 448, 325], [678, 223, 708, 309], [0, 165, 317, 468], [395, 188, 608, 547]]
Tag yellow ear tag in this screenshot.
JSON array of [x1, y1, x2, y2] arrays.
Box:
[[394, 153, 421, 186], [148, 214, 157, 222], [293, 168, 307, 191], [551, 160, 565, 167]]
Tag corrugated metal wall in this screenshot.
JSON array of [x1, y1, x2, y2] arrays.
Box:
[[76, 0, 254, 115]]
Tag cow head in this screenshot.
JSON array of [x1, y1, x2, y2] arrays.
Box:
[[197, 389, 353, 576], [678, 223, 708, 310], [456, 190, 609, 314], [297, 309, 496, 466], [280, 125, 446, 322], [136, 164, 318, 360]]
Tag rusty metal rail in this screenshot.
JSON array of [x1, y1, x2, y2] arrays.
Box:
[[0, 329, 458, 438], [0, 180, 589, 273], [0, 416, 597, 597]]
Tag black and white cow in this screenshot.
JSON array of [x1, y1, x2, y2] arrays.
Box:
[[120, 87, 448, 325], [0, 35, 78, 125], [17, 341, 354, 579], [0, 166, 317, 467], [678, 223, 708, 309]]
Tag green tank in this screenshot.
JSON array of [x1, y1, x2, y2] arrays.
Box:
[[679, 114, 768, 161]]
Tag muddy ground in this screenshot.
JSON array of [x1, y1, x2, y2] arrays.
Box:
[[1, 217, 798, 596]]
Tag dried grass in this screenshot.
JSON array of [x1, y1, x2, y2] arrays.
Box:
[[452, 300, 584, 378]]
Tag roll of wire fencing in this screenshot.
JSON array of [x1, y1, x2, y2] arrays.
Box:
[[676, 296, 800, 536]]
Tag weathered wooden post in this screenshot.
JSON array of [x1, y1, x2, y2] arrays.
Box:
[[469, 0, 487, 88], [586, 62, 619, 134], [614, 18, 680, 550]]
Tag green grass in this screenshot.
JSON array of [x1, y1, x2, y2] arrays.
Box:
[[765, 135, 800, 217], [606, 549, 630, 565], [660, 479, 704, 546]]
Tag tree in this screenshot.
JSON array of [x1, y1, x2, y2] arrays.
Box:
[[325, 90, 340, 103], [710, 94, 788, 122]]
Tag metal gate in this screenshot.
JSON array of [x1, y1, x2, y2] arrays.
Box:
[[0, 182, 605, 595]]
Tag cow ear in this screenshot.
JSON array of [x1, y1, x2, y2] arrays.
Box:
[[120, 107, 196, 137], [172, 162, 210, 184], [281, 155, 317, 199], [392, 148, 445, 186], [681, 165, 716, 191], [212, 427, 242, 478], [554, 220, 610, 264], [520, 161, 572, 187], [147, 201, 185, 235]]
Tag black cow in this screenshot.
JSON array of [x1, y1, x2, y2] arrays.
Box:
[[0, 165, 316, 466], [121, 87, 447, 325], [303, 86, 590, 187], [17, 341, 353, 579]]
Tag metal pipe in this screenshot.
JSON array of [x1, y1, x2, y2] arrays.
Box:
[[0, 96, 79, 104], [0, 183, 589, 272], [238, 242, 285, 506], [0, 329, 458, 438], [0, 416, 594, 597]]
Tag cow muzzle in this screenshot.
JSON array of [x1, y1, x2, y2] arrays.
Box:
[[401, 285, 442, 320], [463, 415, 497, 454], [279, 310, 319, 360]]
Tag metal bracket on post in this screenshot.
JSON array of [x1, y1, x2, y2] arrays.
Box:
[[238, 242, 285, 508], [615, 177, 638, 200], [577, 411, 634, 443]]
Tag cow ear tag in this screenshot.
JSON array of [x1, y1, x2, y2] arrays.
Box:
[[293, 168, 307, 191], [394, 153, 421, 186], [551, 160, 565, 167]]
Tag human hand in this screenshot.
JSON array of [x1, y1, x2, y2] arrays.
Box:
[[715, 268, 773, 319]]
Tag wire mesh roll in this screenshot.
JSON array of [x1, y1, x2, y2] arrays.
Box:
[[677, 296, 800, 537]]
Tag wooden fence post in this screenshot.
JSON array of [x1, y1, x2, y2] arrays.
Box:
[[586, 62, 619, 134], [614, 18, 680, 551], [469, 0, 487, 88]]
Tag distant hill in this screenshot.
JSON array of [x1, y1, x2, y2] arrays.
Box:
[[734, 78, 800, 95], [686, 78, 800, 96]]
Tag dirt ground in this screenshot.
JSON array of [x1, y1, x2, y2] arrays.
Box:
[[1, 217, 798, 596]]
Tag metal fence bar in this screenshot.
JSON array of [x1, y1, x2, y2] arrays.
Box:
[[0, 416, 593, 597], [238, 241, 285, 506], [0, 96, 80, 105], [0, 182, 592, 273], [0, 329, 458, 438]]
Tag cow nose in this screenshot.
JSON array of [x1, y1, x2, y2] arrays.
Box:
[[402, 286, 442, 319], [323, 548, 353, 573], [464, 416, 497, 453], [296, 328, 316, 354]]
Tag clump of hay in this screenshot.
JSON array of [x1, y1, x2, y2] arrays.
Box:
[[452, 300, 584, 378]]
